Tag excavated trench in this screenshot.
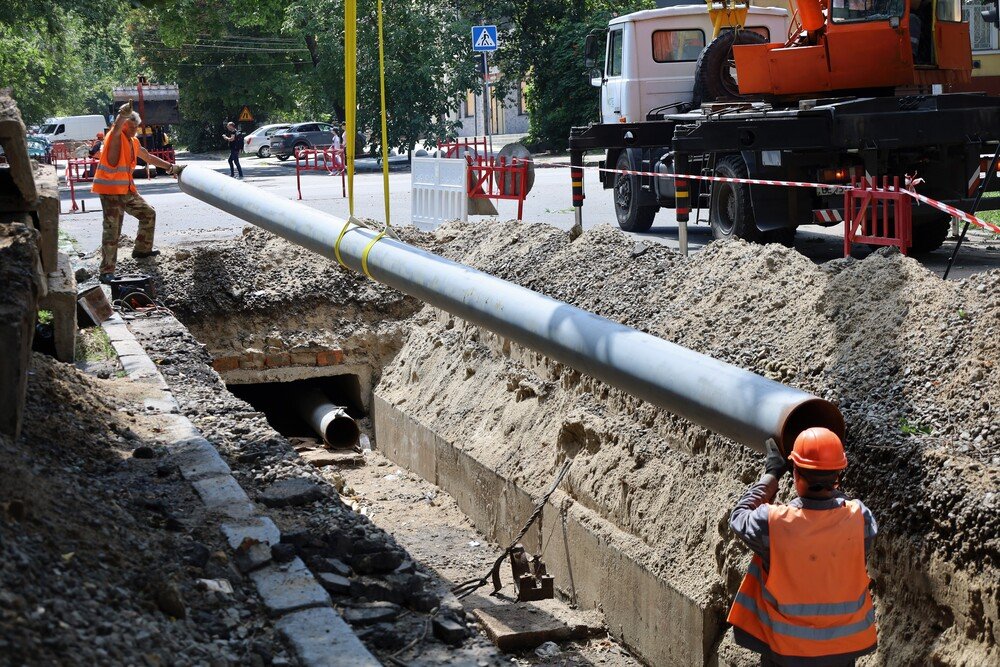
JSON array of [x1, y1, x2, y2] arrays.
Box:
[[129, 223, 1000, 666]]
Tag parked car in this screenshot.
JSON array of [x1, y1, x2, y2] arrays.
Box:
[[244, 123, 290, 158], [270, 122, 339, 161], [26, 135, 52, 162]]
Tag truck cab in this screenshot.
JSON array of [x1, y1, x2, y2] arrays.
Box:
[[595, 5, 788, 124]]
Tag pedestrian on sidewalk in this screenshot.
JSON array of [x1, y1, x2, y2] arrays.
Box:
[[91, 101, 180, 284], [223, 121, 244, 178], [727, 428, 878, 666]]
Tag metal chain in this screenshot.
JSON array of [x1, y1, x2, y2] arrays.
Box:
[[451, 459, 573, 600]]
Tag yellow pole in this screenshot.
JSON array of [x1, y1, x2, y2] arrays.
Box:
[[377, 0, 391, 227], [345, 0, 357, 215]]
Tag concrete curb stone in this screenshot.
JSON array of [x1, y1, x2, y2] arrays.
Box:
[[101, 314, 381, 667], [276, 607, 381, 667], [249, 558, 333, 616]]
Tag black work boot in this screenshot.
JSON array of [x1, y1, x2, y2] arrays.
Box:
[[132, 249, 161, 259]]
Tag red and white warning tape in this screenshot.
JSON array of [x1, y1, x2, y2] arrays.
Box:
[[590, 165, 1000, 235]]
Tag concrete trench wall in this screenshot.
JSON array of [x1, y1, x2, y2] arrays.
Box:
[[373, 394, 716, 664]]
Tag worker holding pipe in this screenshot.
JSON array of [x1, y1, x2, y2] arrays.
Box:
[[727, 428, 878, 666], [92, 100, 181, 284]]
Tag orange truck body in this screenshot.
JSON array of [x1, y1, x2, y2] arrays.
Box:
[[734, 0, 972, 96]]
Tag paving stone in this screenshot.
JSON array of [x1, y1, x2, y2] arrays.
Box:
[[259, 478, 325, 508], [119, 354, 159, 377], [221, 517, 281, 551], [234, 538, 273, 573], [275, 606, 380, 667], [342, 601, 400, 626], [101, 321, 132, 342], [316, 572, 351, 595], [171, 437, 231, 481], [248, 558, 331, 616], [191, 475, 254, 519], [142, 394, 180, 414], [111, 338, 147, 357]]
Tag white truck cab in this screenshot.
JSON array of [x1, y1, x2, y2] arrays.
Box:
[[595, 5, 788, 124]]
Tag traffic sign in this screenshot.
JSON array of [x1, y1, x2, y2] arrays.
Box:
[[472, 25, 498, 52], [238, 105, 254, 122]]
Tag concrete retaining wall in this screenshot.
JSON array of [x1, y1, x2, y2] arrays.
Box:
[[374, 394, 715, 665]]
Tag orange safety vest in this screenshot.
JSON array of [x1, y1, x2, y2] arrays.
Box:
[[727, 501, 877, 660], [91, 132, 139, 195]]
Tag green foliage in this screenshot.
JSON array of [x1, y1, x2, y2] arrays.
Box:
[[286, 0, 481, 152], [134, 0, 303, 151], [899, 417, 932, 437], [0, 1, 132, 123]]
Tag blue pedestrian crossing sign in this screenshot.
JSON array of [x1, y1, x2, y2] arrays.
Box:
[[472, 25, 498, 52]]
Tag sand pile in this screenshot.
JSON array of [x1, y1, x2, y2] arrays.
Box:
[[376, 221, 999, 664]]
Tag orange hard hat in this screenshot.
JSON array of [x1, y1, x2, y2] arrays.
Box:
[[789, 427, 848, 471]]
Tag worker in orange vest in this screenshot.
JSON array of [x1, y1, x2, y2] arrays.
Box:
[[92, 101, 181, 283], [728, 428, 878, 666]]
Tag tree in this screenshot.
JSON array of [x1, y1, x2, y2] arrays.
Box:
[[285, 0, 482, 152], [133, 0, 306, 150], [466, 0, 651, 149], [0, 0, 132, 124]]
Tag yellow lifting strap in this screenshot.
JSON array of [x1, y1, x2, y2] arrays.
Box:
[[705, 0, 749, 37], [377, 0, 391, 231], [345, 0, 357, 216]]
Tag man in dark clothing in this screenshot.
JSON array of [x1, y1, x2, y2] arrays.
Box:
[[223, 121, 244, 178], [728, 428, 878, 666]]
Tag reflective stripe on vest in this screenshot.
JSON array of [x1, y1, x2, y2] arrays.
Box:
[[727, 501, 877, 659], [91, 134, 138, 195]]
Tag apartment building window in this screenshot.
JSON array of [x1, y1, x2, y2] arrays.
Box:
[[464, 91, 475, 117], [519, 82, 528, 115], [966, 0, 999, 51]]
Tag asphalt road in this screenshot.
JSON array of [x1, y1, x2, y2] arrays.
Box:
[[58, 153, 1000, 280]]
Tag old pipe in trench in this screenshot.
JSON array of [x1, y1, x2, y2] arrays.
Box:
[[177, 167, 843, 454], [296, 388, 360, 448]]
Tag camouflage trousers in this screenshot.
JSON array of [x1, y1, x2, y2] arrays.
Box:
[[99, 192, 156, 274]]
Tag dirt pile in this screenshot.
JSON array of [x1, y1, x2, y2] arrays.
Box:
[[112, 227, 422, 369], [374, 221, 999, 664], [0, 354, 291, 665]]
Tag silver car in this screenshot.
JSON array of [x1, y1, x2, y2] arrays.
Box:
[[244, 123, 291, 158]]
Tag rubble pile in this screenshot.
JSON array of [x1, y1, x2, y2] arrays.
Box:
[[0, 355, 291, 665]]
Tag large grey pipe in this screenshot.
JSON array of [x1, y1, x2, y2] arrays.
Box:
[[178, 167, 843, 454], [296, 388, 360, 448]]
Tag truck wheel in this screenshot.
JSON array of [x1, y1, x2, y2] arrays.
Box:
[[613, 152, 656, 232], [710, 155, 761, 243], [693, 30, 768, 106], [909, 217, 949, 254]]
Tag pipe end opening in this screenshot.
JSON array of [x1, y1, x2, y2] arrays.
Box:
[[779, 399, 845, 457]]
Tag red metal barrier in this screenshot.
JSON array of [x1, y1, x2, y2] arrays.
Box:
[[466, 155, 529, 220], [440, 136, 488, 160], [843, 176, 912, 256], [65, 158, 98, 213], [295, 145, 346, 200], [50, 143, 71, 171]]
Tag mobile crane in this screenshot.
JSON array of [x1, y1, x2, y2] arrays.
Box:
[[570, 0, 1000, 252]]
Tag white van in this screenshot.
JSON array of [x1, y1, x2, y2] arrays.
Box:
[[38, 115, 108, 142]]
